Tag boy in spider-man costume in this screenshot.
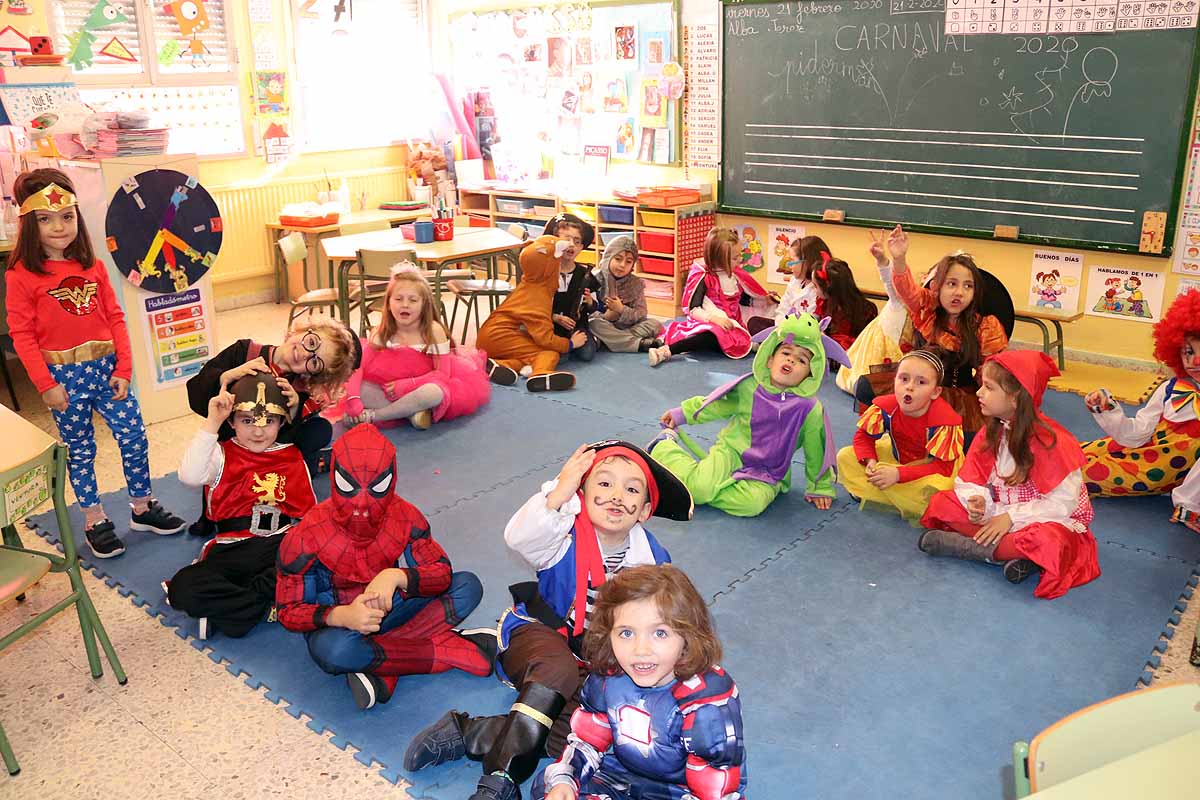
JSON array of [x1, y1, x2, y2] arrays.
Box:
[[275, 424, 492, 709]]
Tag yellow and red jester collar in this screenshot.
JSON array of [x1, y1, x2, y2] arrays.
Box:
[[19, 183, 77, 216]]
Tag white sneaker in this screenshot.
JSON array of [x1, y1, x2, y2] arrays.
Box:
[[648, 345, 672, 367]]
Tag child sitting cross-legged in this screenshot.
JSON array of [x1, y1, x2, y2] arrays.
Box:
[[276, 424, 491, 710], [837, 349, 964, 523], [918, 351, 1100, 599], [403, 440, 693, 800], [532, 564, 747, 800], [167, 374, 316, 640], [588, 235, 665, 353]]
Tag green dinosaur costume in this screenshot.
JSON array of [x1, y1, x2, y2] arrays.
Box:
[[649, 314, 848, 517]]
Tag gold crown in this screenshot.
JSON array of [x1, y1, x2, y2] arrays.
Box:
[[19, 183, 77, 216]]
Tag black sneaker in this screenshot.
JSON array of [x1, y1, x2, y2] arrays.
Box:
[[526, 372, 575, 392], [404, 710, 468, 771], [130, 500, 186, 535], [85, 520, 126, 559], [470, 773, 520, 800], [347, 672, 393, 710], [1003, 558, 1040, 584], [188, 512, 215, 537], [485, 358, 519, 386], [458, 627, 498, 675]]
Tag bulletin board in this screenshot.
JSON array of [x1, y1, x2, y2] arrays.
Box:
[[449, 0, 681, 178]]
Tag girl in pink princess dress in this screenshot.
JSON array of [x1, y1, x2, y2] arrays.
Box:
[[649, 227, 775, 366], [335, 264, 491, 430]]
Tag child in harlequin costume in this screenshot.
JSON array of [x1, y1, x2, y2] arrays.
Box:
[[545, 213, 601, 363], [167, 374, 316, 640], [837, 350, 964, 523], [403, 440, 693, 800], [477, 234, 590, 392], [333, 263, 490, 430], [275, 424, 490, 710], [1080, 289, 1200, 533], [919, 351, 1101, 599], [648, 227, 774, 367], [532, 564, 746, 800], [650, 313, 849, 517], [5, 168, 186, 559]]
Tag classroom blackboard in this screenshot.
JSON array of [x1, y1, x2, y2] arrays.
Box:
[[719, 1, 1200, 254]]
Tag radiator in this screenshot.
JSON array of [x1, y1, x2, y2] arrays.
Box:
[[207, 167, 409, 285]]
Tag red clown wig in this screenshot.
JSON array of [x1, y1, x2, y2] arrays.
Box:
[[1153, 288, 1200, 378]]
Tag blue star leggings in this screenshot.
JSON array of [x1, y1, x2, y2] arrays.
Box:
[[47, 353, 152, 509]]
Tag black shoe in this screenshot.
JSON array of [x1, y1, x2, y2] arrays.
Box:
[[486, 359, 519, 386], [470, 774, 520, 800], [526, 372, 575, 393], [85, 520, 126, 559], [1002, 558, 1040, 584], [458, 627, 498, 675], [188, 514, 215, 537], [347, 672, 393, 710], [404, 710, 468, 771], [130, 500, 186, 535]]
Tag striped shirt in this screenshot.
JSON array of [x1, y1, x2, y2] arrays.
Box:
[[566, 540, 630, 630]]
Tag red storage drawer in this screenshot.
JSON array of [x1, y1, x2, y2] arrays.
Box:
[[640, 256, 675, 276], [638, 230, 675, 254]]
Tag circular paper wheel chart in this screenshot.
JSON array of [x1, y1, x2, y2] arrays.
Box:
[[105, 169, 223, 294]]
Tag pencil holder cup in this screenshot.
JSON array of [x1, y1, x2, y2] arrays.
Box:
[[414, 221, 435, 243], [433, 218, 454, 241]]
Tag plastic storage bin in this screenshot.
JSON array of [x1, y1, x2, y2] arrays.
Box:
[[563, 203, 597, 222], [598, 204, 635, 224], [640, 256, 674, 276], [638, 230, 675, 253], [599, 230, 628, 246], [639, 209, 674, 228], [496, 198, 535, 214]]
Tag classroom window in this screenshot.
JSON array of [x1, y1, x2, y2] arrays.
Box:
[[291, 0, 435, 153], [49, 0, 244, 156]]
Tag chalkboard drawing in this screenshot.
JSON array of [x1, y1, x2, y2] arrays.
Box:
[[66, 0, 127, 71], [1063, 48, 1118, 138], [1009, 53, 1070, 140], [739, 226, 763, 272], [1033, 270, 1066, 308], [614, 25, 637, 62]]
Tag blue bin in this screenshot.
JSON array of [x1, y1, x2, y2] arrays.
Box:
[[598, 204, 634, 224]]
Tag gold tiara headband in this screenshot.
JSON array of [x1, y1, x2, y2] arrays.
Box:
[[19, 183, 77, 216]]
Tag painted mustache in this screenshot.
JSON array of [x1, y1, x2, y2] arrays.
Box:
[[593, 496, 639, 515]]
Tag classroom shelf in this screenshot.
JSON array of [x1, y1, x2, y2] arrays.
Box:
[[458, 187, 715, 313]]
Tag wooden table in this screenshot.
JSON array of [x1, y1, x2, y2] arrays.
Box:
[[859, 288, 1082, 369], [319, 226, 525, 327], [1026, 729, 1198, 797], [0, 405, 55, 548], [265, 208, 429, 302]]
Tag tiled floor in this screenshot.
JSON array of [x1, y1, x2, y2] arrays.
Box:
[[1, 299, 1197, 798]]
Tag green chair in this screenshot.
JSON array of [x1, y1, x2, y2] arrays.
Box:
[[0, 410, 127, 776], [1012, 681, 1200, 797]]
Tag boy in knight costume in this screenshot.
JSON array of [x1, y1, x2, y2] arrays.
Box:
[[167, 374, 316, 640], [650, 313, 849, 517]]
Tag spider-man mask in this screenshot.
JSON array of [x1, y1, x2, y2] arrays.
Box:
[[329, 425, 397, 543]]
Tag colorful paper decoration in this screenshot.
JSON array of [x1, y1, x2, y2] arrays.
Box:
[[66, 0, 128, 70], [99, 37, 136, 63], [0, 25, 30, 54], [105, 170, 224, 294], [5, 0, 32, 14], [659, 61, 685, 100]]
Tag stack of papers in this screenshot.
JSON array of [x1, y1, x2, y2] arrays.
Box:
[[92, 126, 169, 157]]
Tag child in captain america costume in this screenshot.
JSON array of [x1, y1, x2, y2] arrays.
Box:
[[650, 313, 851, 517], [275, 424, 491, 710], [533, 564, 746, 800], [403, 440, 693, 800]]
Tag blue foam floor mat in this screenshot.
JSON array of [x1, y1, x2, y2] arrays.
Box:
[[25, 348, 1200, 798]]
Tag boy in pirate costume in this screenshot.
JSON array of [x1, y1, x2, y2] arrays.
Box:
[[166, 374, 317, 640]]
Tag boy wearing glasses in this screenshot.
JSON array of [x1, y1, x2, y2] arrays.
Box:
[[167, 373, 317, 640], [186, 319, 360, 535]]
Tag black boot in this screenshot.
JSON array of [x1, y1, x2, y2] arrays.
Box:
[[472, 682, 566, 798], [404, 710, 505, 771], [917, 529, 998, 562]]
